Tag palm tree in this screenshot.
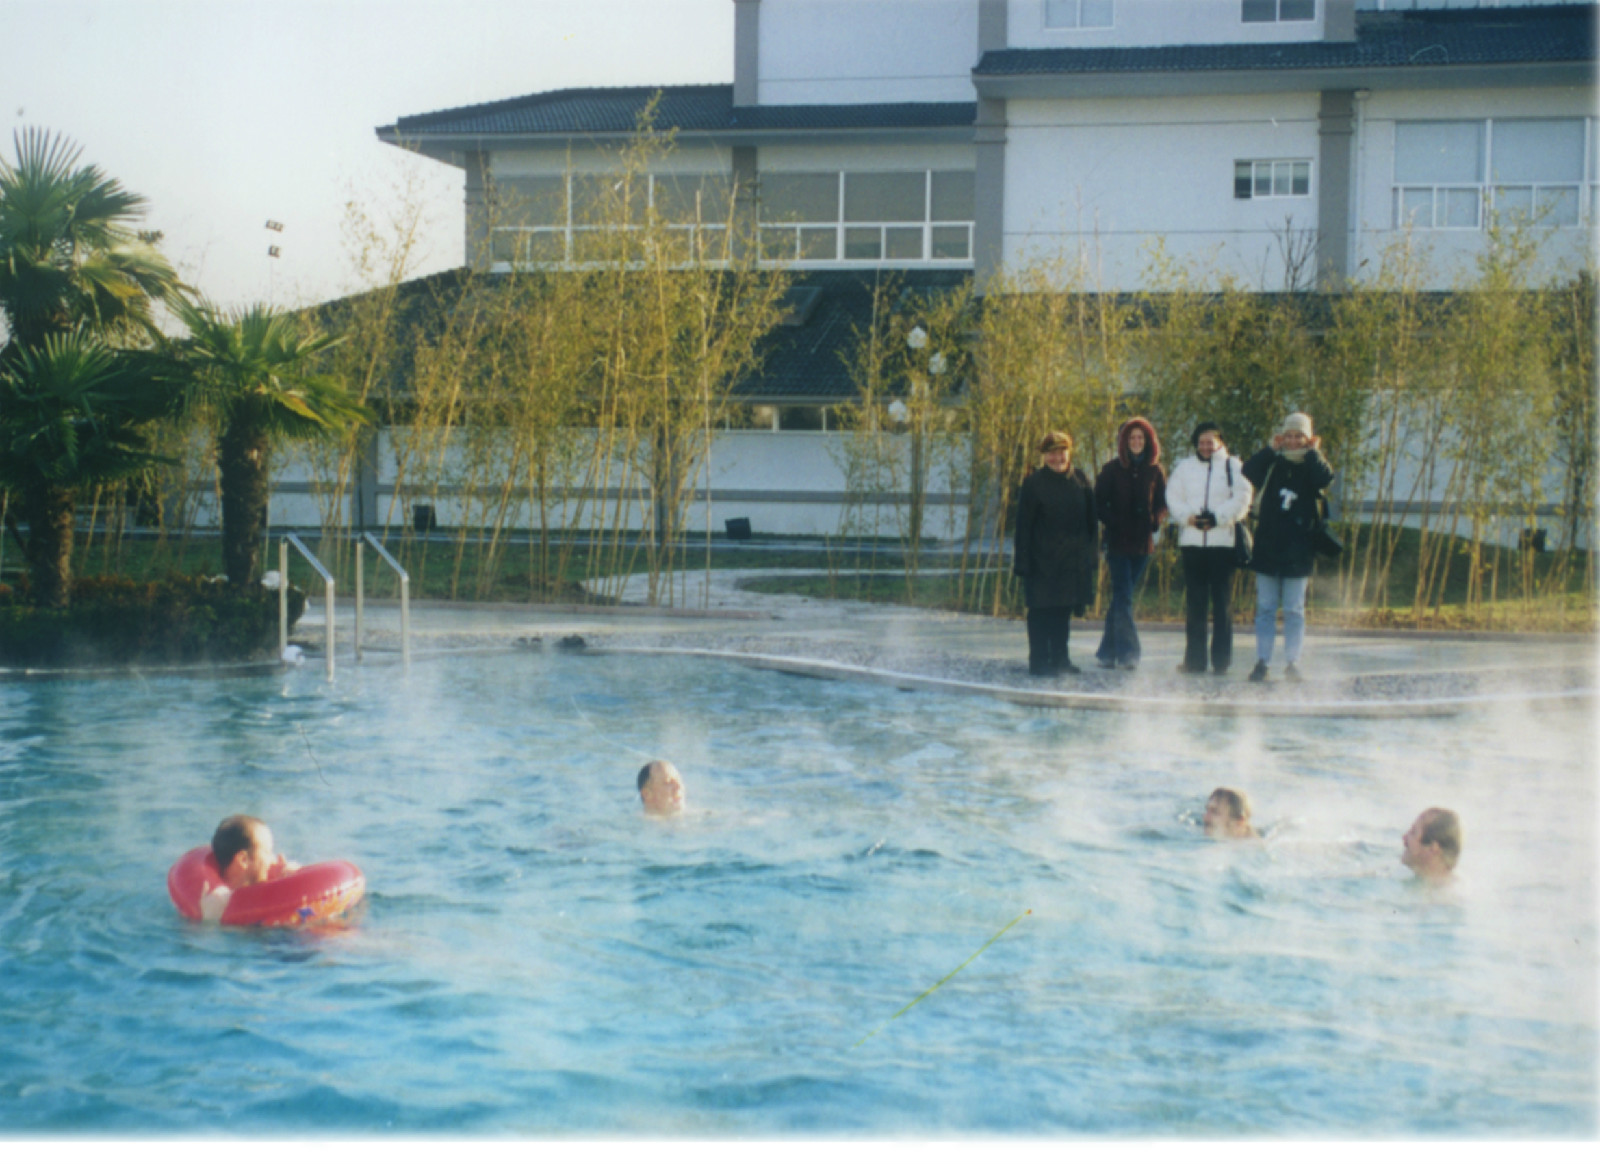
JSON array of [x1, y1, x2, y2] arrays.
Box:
[[172, 301, 370, 586], [0, 128, 181, 351], [0, 332, 178, 606], [0, 128, 183, 607]]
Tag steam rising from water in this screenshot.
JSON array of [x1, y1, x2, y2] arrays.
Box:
[[0, 649, 1592, 1132]]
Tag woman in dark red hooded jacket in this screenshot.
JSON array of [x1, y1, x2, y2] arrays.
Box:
[[1093, 417, 1168, 670]]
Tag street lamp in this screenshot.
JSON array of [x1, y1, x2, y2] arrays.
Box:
[[903, 325, 945, 563]]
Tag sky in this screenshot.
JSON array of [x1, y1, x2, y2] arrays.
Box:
[[0, 0, 732, 311]]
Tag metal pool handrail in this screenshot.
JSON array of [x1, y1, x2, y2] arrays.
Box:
[[280, 534, 336, 681], [355, 532, 410, 667]]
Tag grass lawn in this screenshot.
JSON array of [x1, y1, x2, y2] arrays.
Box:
[[23, 528, 917, 606], [10, 521, 1593, 631]]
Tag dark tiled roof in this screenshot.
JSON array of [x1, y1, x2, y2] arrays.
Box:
[[383, 84, 975, 138], [310, 267, 974, 405], [748, 269, 972, 401], [975, 4, 1594, 77]]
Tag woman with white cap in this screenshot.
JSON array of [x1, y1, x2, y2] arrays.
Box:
[[1240, 412, 1336, 683]]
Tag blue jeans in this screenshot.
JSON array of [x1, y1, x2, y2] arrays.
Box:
[[1096, 553, 1148, 666], [1255, 574, 1309, 665]]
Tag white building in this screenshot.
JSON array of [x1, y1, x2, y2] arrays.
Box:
[[382, 0, 1595, 293], [342, 0, 1598, 538]]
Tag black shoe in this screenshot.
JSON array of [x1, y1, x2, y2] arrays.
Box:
[[1248, 661, 1269, 683], [1176, 663, 1206, 675], [1059, 661, 1081, 675], [1096, 658, 1116, 670], [1029, 663, 1053, 677], [1284, 663, 1303, 683]]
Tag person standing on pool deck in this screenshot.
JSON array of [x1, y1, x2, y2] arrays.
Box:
[[1166, 422, 1251, 675], [1013, 431, 1098, 677], [1094, 417, 1168, 671], [1401, 808, 1461, 881], [638, 759, 686, 816], [202, 815, 298, 922], [1241, 412, 1336, 685]]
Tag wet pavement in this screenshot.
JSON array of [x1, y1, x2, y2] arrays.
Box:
[[303, 569, 1599, 719]]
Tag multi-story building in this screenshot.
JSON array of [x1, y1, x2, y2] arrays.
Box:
[[348, 0, 1596, 538], [381, 0, 1594, 293]]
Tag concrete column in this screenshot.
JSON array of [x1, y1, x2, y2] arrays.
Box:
[[732, 145, 759, 259], [734, 0, 760, 106], [1324, 0, 1357, 43], [1316, 90, 1356, 289], [974, 98, 1007, 290], [464, 150, 491, 269], [978, 0, 1007, 54], [353, 428, 380, 531], [974, 1, 1008, 289]]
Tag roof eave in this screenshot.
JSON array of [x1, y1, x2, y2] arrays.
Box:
[[377, 124, 976, 154], [972, 60, 1594, 100]]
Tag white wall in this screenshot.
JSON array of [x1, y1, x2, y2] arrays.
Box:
[[1006, 0, 1327, 50], [756, 140, 976, 172], [1351, 89, 1597, 289], [241, 428, 974, 540], [1003, 92, 1323, 289], [757, 0, 979, 105]]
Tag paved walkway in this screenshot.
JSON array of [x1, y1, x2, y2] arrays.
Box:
[[302, 568, 1598, 719]]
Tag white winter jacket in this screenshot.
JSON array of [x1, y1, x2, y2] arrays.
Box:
[[1165, 447, 1253, 550]]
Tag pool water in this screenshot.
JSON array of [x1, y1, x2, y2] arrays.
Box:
[[0, 649, 1593, 1134]]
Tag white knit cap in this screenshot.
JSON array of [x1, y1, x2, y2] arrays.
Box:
[[1280, 412, 1313, 438]]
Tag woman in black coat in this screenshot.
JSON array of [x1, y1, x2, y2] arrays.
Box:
[[1013, 430, 1098, 676], [1093, 417, 1168, 670], [1241, 412, 1336, 683]]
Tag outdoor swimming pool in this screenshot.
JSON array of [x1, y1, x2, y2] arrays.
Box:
[[0, 647, 1593, 1134]]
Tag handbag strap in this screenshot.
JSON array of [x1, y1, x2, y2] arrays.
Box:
[[1250, 458, 1279, 520]]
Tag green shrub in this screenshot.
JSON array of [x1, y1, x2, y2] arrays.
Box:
[[0, 575, 307, 667]]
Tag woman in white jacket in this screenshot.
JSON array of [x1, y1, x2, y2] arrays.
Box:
[[1165, 421, 1252, 674]]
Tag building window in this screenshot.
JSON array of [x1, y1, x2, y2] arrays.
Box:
[[757, 170, 975, 266], [1044, 0, 1113, 29], [1393, 118, 1588, 231], [490, 172, 733, 265], [1242, 0, 1314, 22], [1234, 159, 1311, 199]]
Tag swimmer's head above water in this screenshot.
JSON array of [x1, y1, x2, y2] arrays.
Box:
[[1402, 808, 1460, 881], [1203, 788, 1259, 841], [211, 815, 278, 888], [637, 760, 685, 816]]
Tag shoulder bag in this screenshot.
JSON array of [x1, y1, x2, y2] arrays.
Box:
[[1227, 459, 1253, 568]]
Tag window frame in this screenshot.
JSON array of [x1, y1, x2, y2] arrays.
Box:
[[1391, 117, 1592, 233], [1043, 0, 1114, 31], [1241, 0, 1315, 24], [1234, 158, 1313, 201], [755, 169, 976, 268]]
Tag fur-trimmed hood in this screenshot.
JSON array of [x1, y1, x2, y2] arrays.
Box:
[[1116, 417, 1161, 467]]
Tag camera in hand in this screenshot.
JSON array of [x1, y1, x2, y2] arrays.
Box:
[[1195, 509, 1217, 531]]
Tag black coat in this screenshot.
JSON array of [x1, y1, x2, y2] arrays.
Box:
[[1095, 454, 1168, 557], [1241, 447, 1336, 578], [1014, 465, 1098, 611]]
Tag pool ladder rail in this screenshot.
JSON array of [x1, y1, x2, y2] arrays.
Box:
[[277, 533, 411, 680]]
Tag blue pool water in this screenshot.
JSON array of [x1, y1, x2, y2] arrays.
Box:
[[0, 649, 1594, 1134]]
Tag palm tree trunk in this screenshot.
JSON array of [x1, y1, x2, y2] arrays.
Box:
[[219, 419, 271, 587], [21, 482, 74, 608]]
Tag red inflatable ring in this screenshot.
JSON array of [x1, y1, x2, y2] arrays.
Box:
[[167, 846, 366, 928]]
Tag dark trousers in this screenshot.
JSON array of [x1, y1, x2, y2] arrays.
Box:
[[1095, 553, 1148, 666], [1181, 546, 1235, 672], [1026, 606, 1073, 674]]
